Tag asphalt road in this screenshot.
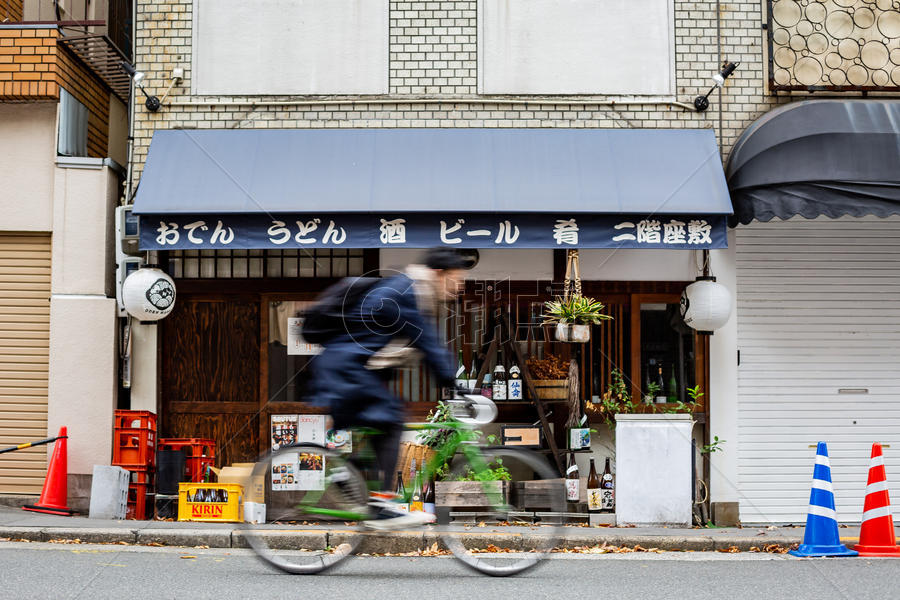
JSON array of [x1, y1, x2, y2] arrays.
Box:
[[2, 542, 898, 600]]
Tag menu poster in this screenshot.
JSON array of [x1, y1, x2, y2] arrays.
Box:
[[297, 414, 327, 445], [287, 317, 322, 356], [326, 429, 352, 453], [271, 415, 298, 451], [271, 450, 301, 491], [296, 450, 325, 490]]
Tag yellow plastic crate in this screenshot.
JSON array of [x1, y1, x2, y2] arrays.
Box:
[[177, 483, 243, 522]]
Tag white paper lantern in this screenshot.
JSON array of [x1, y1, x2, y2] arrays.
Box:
[[680, 276, 732, 334], [122, 267, 176, 321]]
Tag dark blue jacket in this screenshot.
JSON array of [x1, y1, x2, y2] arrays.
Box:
[[312, 274, 455, 429]]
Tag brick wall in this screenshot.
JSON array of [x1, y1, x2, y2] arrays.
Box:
[[389, 0, 476, 95], [132, 0, 790, 183], [1, 0, 23, 23], [0, 27, 109, 157]]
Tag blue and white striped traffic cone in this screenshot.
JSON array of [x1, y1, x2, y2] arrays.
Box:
[[789, 441, 858, 557]]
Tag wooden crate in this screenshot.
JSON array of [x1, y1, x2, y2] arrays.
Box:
[[514, 478, 571, 510], [435, 480, 511, 507], [533, 379, 568, 399]]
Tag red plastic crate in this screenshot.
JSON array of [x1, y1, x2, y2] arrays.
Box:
[[159, 439, 215, 483], [112, 428, 156, 468], [114, 410, 157, 433], [125, 483, 154, 520]]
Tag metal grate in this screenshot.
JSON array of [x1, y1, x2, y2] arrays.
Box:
[[165, 249, 365, 279]]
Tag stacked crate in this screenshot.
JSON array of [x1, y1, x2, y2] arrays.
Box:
[[112, 410, 157, 520], [158, 438, 216, 483]]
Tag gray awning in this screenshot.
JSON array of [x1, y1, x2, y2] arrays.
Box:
[[726, 100, 900, 226], [133, 128, 732, 215]]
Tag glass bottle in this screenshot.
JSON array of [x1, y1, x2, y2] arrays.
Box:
[[455, 349, 468, 389], [587, 459, 601, 512], [508, 363, 523, 400], [601, 458, 615, 513], [566, 454, 580, 503], [395, 470, 409, 511]]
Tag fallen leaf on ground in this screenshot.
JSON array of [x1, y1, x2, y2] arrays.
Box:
[[144, 542, 164, 547], [193, 545, 209, 549], [48, 538, 82, 544], [716, 546, 740, 553], [180, 555, 197, 559]]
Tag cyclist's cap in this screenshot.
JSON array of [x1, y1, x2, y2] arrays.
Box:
[[422, 247, 477, 271]]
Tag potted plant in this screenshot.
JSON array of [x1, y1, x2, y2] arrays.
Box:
[[543, 295, 611, 342]]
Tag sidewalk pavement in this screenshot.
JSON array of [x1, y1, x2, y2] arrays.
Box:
[[0, 506, 852, 553]]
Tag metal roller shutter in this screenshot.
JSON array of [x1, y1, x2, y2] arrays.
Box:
[[0, 233, 50, 494], [736, 216, 900, 524]]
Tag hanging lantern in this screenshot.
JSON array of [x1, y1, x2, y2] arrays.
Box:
[[122, 266, 176, 321], [680, 276, 732, 335]]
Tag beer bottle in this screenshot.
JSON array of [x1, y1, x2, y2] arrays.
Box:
[[587, 458, 602, 512], [565, 454, 580, 503], [410, 468, 424, 512], [601, 458, 615, 512], [455, 349, 468, 390], [423, 478, 436, 514], [395, 470, 409, 511]]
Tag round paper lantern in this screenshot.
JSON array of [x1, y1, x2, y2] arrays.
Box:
[[680, 276, 732, 334], [122, 266, 176, 321]]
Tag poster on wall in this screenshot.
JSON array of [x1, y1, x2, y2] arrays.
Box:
[[296, 414, 327, 445], [271, 415, 298, 451], [287, 317, 322, 355], [270, 450, 301, 491], [326, 429, 352, 453]]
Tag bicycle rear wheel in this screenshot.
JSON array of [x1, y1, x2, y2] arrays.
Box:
[[440, 447, 565, 576], [241, 444, 369, 574]]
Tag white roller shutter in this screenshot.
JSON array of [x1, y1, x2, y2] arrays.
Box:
[[0, 234, 50, 494], [736, 215, 900, 524]]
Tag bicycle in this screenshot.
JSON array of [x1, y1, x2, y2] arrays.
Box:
[[241, 396, 565, 577]]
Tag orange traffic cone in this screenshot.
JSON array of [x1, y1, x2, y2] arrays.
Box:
[[854, 443, 900, 556], [22, 427, 75, 516]]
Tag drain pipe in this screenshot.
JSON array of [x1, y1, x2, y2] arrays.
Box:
[[123, 0, 137, 205]]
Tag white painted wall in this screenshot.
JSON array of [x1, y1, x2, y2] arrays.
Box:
[[0, 103, 56, 232], [479, 0, 675, 96], [48, 297, 117, 474], [578, 249, 699, 281], [193, 0, 389, 95], [130, 323, 158, 413]]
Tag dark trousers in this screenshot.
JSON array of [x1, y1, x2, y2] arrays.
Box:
[[369, 424, 403, 491]]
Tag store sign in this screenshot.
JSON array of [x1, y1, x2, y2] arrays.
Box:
[[138, 213, 728, 250]]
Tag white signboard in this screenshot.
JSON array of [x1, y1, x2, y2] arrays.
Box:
[[287, 317, 322, 355]]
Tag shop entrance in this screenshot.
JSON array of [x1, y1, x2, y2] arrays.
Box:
[[160, 297, 261, 467]]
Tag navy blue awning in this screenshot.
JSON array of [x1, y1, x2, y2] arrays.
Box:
[[134, 128, 731, 249]]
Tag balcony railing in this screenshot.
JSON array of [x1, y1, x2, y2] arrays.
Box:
[[15, 0, 131, 59]]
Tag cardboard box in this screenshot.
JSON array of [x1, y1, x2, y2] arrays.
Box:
[[213, 463, 265, 504]]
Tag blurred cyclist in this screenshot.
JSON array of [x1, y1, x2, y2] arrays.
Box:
[[312, 247, 470, 530]]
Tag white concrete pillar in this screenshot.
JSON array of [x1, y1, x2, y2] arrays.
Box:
[[709, 229, 739, 505], [130, 322, 158, 412]]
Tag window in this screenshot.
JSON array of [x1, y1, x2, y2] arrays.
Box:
[[479, 0, 675, 96], [193, 0, 389, 95], [57, 88, 88, 157]]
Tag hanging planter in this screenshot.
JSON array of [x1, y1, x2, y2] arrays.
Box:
[[554, 322, 591, 343], [542, 250, 612, 343]]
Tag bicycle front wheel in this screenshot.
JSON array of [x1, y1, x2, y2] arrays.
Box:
[[440, 447, 565, 576], [241, 444, 369, 574]]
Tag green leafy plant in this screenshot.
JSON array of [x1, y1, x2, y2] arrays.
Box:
[[542, 295, 612, 325], [642, 381, 661, 405], [589, 368, 640, 428], [416, 401, 458, 449], [660, 384, 703, 414], [452, 457, 512, 482], [701, 435, 726, 454]]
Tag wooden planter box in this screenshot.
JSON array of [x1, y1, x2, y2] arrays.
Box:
[[435, 480, 511, 508], [533, 379, 568, 400], [513, 478, 568, 510]]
